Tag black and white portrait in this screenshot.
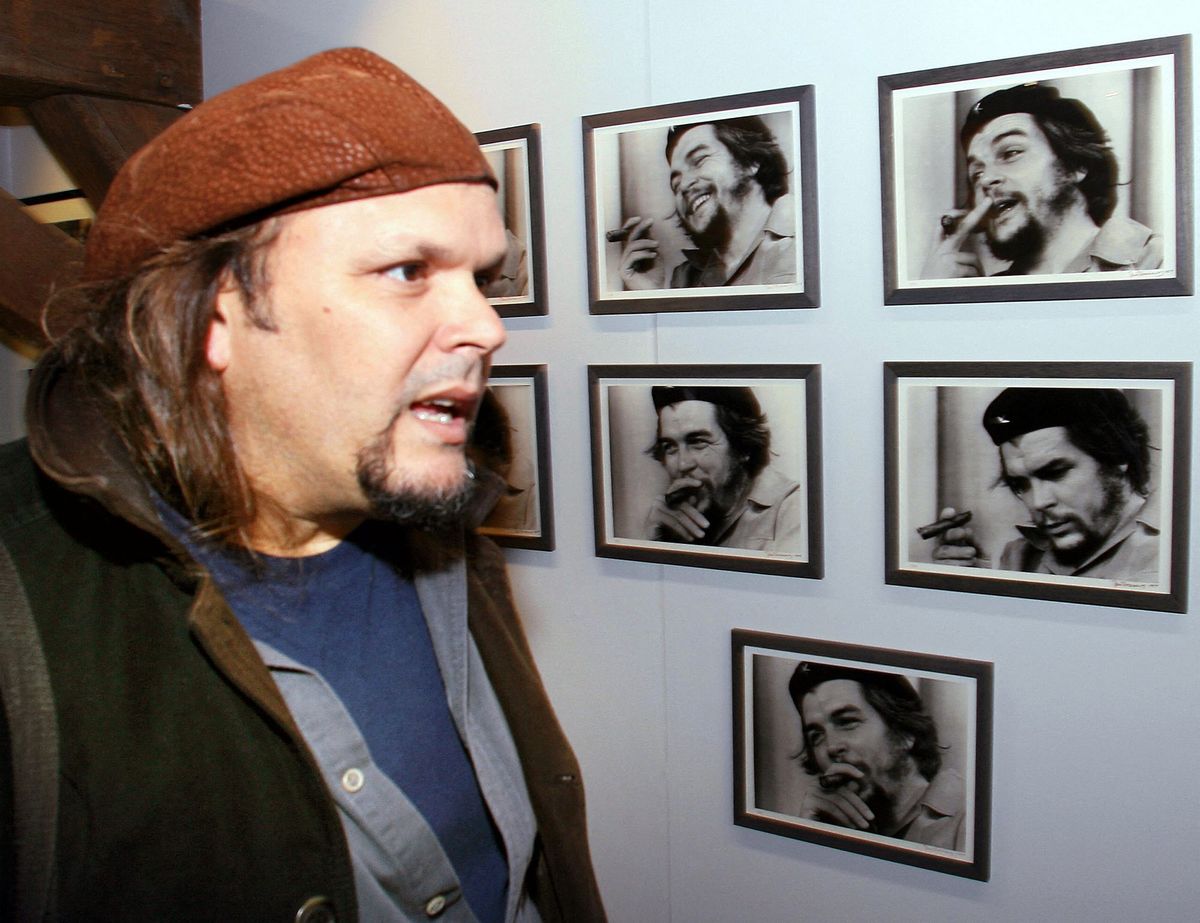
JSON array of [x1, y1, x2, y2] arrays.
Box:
[[472, 366, 554, 550], [886, 362, 1191, 612], [584, 87, 819, 313], [733, 631, 992, 880], [588, 365, 822, 578], [881, 36, 1191, 303], [476, 124, 547, 316]]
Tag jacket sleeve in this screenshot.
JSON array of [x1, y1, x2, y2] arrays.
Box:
[[0, 539, 60, 923]]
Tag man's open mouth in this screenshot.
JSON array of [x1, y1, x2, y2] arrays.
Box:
[[686, 190, 713, 218], [412, 397, 469, 425], [989, 196, 1019, 222]]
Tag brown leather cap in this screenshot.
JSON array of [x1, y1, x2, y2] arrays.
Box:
[[84, 47, 496, 282]]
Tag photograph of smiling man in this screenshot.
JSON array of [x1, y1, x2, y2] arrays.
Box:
[[583, 86, 819, 313]]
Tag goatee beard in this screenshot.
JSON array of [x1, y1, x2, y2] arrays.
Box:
[[687, 204, 733, 255], [684, 173, 755, 254], [699, 466, 751, 543], [985, 179, 1078, 269], [356, 426, 476, 537], [987, 213, 1046, 265], [1046, 469, 1130, 567]]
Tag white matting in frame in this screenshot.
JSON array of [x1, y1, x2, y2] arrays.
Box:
[[879, 34, 1192, 304], [476, 124, 548, 317], [732, 630, 993, 881], [588, 364, 823, 578], [476, 364, 554, 551], [583, 85, 820, 314], [884, 361, 1191, 612]]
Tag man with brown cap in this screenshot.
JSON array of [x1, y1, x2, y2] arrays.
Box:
[[644, 386, 803, 553], [920, 83, 1162, 278], [933, 387, 1160, 582], [0, 49, 604, 922]]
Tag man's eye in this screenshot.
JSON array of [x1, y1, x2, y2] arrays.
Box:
[[998, 145, 1024, 162], [806, 731, 824, 747], [659, 442, 678, 456], [1006, 479, 1029, 496], [385, 263, 426, 283], [475, 272, 494, 292], [1041, 464, 1070, 482]]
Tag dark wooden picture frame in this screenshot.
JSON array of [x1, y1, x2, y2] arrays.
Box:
[[879, 34, 1192, 304], [884, 361, 1191, 612], [474, 364, 554, 551], [475, 124, 549, 317], [582, 86, 819, 314], [588, 364, 822, 578], [733, 630, 993, 881]]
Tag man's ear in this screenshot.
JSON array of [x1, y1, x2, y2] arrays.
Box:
[[205, 276, 239, 373]]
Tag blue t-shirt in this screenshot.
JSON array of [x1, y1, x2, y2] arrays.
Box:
[[165, 513, 508, 922]]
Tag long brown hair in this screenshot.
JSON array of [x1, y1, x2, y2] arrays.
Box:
[[46, 220, 280, 546]]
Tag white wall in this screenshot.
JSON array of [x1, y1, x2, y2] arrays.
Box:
[[0, 1, 1194, 919], [0, 115, 72, 441]]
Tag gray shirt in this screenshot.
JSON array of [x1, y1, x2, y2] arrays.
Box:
[[256, 552, 541, 923]]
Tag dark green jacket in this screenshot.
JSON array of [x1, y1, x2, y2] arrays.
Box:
[[0, 359, 605, 922]]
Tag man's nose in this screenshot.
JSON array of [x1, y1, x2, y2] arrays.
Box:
[[977, 165, 1003, 192], [436, 278, 507, 357], [1028, 479, 1056, 511]]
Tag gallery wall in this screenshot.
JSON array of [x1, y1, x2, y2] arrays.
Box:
[[2, 0, 1198, 919]]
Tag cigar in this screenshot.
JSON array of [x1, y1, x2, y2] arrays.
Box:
[[665, 485, 698, 508], [605, 213, 673, 243], [941, 201, 994, 235], [818, 771, 855, 792], [916, 510, 972, 540]]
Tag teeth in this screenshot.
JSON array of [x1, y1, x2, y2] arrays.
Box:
[[413, 399, 460, 425], [414, 407, 454, 424]]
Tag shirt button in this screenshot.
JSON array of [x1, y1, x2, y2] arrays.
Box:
[[295, 895, 336, 922], [424, 894, 447, 917], [341, 768, 365, 793]]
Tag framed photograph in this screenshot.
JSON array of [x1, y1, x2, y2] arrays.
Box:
[[879, 34, 1192, 304], [885, 361, 1191, 612], [582, 86, 819, 314], [588, 364, 822, 578], [473, 365, 554, 550], [733, 630, 992, 881], [475, 124, 548, 317]]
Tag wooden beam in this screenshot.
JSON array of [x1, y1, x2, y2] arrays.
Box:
[[0, 188, 84, 349], [0, 0, 201, 107], [27, 94, 188, 206]]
